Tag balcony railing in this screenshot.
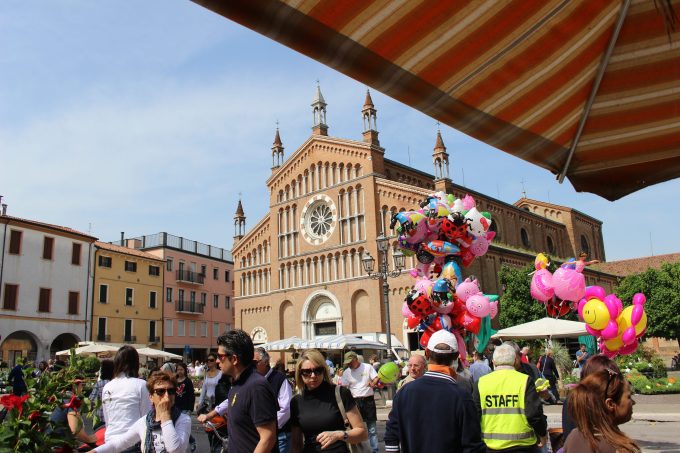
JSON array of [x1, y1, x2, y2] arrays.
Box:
[[175, 300, 204, 314], [148, 336, 160, 343], [176, 270, 205, 285], [96, 334, 111, 342], [124, 335, 137, 343]]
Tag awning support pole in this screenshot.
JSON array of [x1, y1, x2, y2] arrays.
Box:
[[558, 0, 631, 183]]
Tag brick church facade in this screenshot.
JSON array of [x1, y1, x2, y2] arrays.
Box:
[[231, 87, 618, 350]]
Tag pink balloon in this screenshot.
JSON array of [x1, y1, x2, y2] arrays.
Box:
[[604, 294, 622, 319], [619, 342, 639, 356], [453, 330, 467, 366], [552, 267, 586, 302], [466, 294, 491, 318], [402, 302, 414, 318], [584, 285, 607, 300], [531, 269, 554, 302], [601, 320, 619, 340]]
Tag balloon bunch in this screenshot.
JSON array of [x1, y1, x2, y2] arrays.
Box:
[[530, 253, 586, 318], [391, 192, 495, 282], [577, 286, 647, 358]]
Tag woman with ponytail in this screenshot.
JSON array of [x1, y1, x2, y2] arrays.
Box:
[[563, 367, 639, 452], [88, 372, 191, 453]]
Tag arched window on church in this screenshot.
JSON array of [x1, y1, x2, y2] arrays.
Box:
[[546, 235, 555, 255], [521, 228, 531, 248], [580, 235, 590, 255], [489, 221, 500, 242]]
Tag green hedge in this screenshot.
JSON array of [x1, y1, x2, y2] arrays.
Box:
[[626, 370, 680, 394]]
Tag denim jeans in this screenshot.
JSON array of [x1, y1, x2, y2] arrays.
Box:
[[277, 430, 291, 453], [366, 420, 378, 453]]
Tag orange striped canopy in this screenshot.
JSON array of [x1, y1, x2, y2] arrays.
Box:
[[193, 0, 680, 201]]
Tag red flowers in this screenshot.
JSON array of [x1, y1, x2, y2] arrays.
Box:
[[28, 410, 41, 422], [0, 394, 30, 416]]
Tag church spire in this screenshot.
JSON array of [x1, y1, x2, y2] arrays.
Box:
[[271, 124, 284, 170], [361, 89, 379, 146], [311, 82, 328, 136], [233, 197, 246, 242], [433, 125, 451, 190]]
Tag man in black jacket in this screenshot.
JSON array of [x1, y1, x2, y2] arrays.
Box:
[[537, 348, 560, 404], [385, 330, 485, 453], [255, 347, 293, 453]]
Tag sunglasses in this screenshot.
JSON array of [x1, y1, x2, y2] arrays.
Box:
[[603, 368, 619, 399], [300, 366, 325, 377], [206, 358, 216, 362], [152, 388, 177, 397], [216, 352, 232, 361]]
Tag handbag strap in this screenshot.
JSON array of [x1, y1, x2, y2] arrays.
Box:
[[334, 384, 351, 429]]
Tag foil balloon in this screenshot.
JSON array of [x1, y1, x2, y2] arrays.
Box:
[[552, 266, 586, 302], [455, 278, 480, 302], [530, 268, 554, 302], [466, 294, 492, 318]]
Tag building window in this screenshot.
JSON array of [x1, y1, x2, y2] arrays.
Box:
[[201, 265, 207, 276], [38, 288, 51, 313], [178, 320, 185, 337], [149, 265, 160, 276], [166, 287, 173, 303], [149, 291, 157, 309], [225, 323, 232, 333], [489, 221, 500, 242], [165, 319, 173, 337], [547, 236, 555, 255], [189, 321, 196, 337], [178, 289, 184, 302], [68, 291, 79, 315], [3, 284, 18, 310], [9, 230, 22, 255], [71, 243, 82, 265], [213, 268, 219, 280], [521, 228, 531, 248], [213, 322, 220, 337], [97, 318, 107, 341], [190, 291, 196, 304], [166, 258, 173, 271], [213, 295, 219, 308], [225, 296, 230, 309], [200, 321, 207, 337], [201, 293, 207, 305], [124, 320, 133, 342], [149, 320, 157, 342], [125, 288, 134, 306], [43, 237, 54, 260], [99, 284, 108, 303], [225, 270, 230, 282], [124, 261, 137, 272], [98, 256, 112, 268], [580, 235, 590, 255]]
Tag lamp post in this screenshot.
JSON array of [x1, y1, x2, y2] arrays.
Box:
[[361, 232, 406, 355]]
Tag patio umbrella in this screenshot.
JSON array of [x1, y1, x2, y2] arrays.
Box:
[[56, 343, 119, 357], [261, 336, 306, 352], [193, 0, 680, 201], [135, 347, 183, 360]]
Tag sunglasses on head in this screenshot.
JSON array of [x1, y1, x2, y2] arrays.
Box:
[[152, 388, 176, 397], [603, 368, 619, 399], [300, 366, 325, 377]]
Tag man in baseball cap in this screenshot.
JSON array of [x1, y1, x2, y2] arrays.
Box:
[[385, 329, 485, 452]]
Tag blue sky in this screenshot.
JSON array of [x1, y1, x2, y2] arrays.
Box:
[[1, 1, 678, 261]]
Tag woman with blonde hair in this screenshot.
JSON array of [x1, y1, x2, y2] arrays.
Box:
[[290, 349, 367, 453], [563, 367, 639, 452]]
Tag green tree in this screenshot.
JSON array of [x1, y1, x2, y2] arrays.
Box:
[[615, 262, 680, 348], [498, 263, 577, 329]]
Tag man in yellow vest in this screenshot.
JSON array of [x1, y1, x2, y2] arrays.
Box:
[[473, 343, 547, 452]]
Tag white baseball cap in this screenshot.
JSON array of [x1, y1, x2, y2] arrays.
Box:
[[427, 330, 458, 353]]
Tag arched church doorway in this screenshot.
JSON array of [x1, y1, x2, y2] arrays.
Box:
[[50, 333, 80, 357], [302, 291, 343, 339]]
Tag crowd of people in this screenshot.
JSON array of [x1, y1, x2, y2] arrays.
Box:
[[1, 332, 642, 453]]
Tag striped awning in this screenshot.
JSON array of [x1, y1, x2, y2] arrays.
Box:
[[192, 0, 680, 201]]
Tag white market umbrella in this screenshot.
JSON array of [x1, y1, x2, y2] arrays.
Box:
[[56, 343, 119, 357], [261, 336, 306, 352], [135, 347, 182, 360], [491, 317, 588, 341]]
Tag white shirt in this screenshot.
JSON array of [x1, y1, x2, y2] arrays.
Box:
[[194, 364, 205, 378], [95, 412, 191, 453], [265, 368, 293, 429], [342, 362, 377, 398], [198, 370, 222, 406], [102, 374, 152, 442]]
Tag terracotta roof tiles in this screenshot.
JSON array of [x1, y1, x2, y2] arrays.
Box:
[[591, 253, 680, 277]]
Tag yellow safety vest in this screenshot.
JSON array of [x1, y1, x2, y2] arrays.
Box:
[[478, 368, 537, 450]]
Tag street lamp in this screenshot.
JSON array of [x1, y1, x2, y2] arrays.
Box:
[[362, 232, 406, 354]]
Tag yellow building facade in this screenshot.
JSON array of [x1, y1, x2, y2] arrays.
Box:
[[92, 242, 165, 347]]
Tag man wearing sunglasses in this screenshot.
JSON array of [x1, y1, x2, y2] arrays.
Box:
[[198, 329, 278, 453]]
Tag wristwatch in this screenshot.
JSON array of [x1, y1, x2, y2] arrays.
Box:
[[343, 431, 349, 442]]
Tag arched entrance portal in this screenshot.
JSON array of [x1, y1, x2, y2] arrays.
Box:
[[50, 333, 80, 357], [302, 291, 343, 339], [1, 331, 39, 367]]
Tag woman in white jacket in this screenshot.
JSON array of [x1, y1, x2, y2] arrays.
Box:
[[101, 346, 152, 452], [89, 371, 191, 453]]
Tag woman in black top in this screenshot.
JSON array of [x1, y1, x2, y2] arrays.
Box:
[[291, 349, 367, 453], [174, 362, 195, 413]]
